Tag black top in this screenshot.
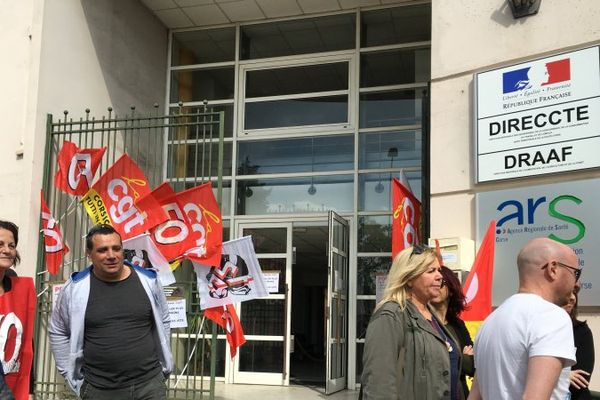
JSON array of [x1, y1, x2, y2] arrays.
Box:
[[83, 267, 161, 388], [446, 317, 474, 399], [570, 320, 595, 400]]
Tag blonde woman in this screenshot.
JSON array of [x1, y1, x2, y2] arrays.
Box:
[[361, 245, 462, 400]]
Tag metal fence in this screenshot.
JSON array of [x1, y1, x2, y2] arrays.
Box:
[[35, 104, 224, 399]]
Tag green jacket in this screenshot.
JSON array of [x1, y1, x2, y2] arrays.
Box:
[[361, 300, 463, 400]]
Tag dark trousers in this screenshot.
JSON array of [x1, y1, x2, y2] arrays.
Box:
[[80, 373, 167, 400]]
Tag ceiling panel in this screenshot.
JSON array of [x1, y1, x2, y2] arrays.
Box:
[[184, 4, 230, 25], [256, 0, 303, 19]]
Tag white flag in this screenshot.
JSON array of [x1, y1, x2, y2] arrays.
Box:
[[123, 233, 176, 286], [194, 236, 268, 309]]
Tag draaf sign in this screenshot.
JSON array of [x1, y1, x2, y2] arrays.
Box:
[[476, 178, 598, 306], [475, 46, 600, 182]]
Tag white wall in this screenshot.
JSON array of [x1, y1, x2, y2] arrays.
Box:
[[0, 0, 168, 278], [430, 0, 600, 390]]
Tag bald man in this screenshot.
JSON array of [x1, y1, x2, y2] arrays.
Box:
[[468, 238, 580, 400]]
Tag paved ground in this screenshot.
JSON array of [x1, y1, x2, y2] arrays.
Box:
[[213, 382, 359, 400]]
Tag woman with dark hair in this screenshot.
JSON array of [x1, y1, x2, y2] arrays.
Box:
[[431, 266, 474, 399], [0, 220, 36, 400], [564, 289, 595, 400]]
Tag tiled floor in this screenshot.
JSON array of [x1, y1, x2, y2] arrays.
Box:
[[213, 382, 359, 400]]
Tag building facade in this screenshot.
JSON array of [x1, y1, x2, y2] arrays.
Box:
[[1, 0, 599, 394]]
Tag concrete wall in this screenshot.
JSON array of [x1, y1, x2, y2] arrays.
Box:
[[430, 0, 600, 391], [0, 0, 168, 278]]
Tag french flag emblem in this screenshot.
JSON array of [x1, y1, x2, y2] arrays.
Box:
[[502, 58, 571, 93]]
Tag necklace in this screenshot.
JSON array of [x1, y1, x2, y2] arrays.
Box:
[[430, 319, 453, 353]]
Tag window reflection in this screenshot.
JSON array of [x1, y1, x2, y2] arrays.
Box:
[[358, 131, 422, 170], [237, 135, 353, 175], [360, 48, 430, 87], [170, 68, 235, 103], [359, 89, 424, 128], [361, 4, 431, 47], [236, 175, 353, 215], [357, 257, 392, 295], [172, 28, 236, 65], [359, 173, 421, 212], [358, 215, 392, 252]]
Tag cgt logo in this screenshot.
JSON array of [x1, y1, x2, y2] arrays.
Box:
[[496, 195, 585, 244]]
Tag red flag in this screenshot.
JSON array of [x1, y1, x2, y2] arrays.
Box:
[[0, 277, 36, 400], [178, 183, 223, 268], [460, 220, 496, 338], [149, 183, 197, 261], [204, 304, 246, 358], [54, 141, 106, 196], [40, 192, 69, 275], [391, 177, 422, 259], [81, 154, 167, 240]]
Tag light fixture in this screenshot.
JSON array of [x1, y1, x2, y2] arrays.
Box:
[[245, 186, 253, 197], [508, 0, 541, 19], [308, 178, 317, 195], [374, 181, 385, 194]]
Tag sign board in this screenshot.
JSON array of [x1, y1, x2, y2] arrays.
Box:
[[476, 178, 597, 306], [263, 272, 280, 293], [167, 298, 188, 329], [475, 46, 600, 182]]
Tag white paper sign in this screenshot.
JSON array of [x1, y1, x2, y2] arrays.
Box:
[[52, 283, 64, 310], [375, 273, 387, 305], [168, 298, 188, 329], [263, 272, 280, 293]]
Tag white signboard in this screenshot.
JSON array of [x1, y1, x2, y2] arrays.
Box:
[[476, 178, 598, 306], [168, 298, 188, 329], [263, 272, 280, 293], [475, 46, 600, 182]]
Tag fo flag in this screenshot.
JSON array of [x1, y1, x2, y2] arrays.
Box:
[[54, 141, 106, 196], [193, 236, 268, 309], [149, 183, 196, 262], [123, 233, 176, 286], [460, 220, 496, 340], [392, 177, 422, 259], [81, 154, 167, 240], [40, 192, 69, 275], [178, 183, 223, 268], [0, 277, 36, 400], [204, 304, 246, 358]]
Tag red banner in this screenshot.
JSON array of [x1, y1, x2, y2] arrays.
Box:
[[178, 183, 223, 268], [204, 304, 246, 358], [54, 141, 106, 196], [391, 177, 422, 259], [0, 277, 36, 400], [149, 182, 196, 261], [40, 192, 69, 275], [81, 154, 167, 240]]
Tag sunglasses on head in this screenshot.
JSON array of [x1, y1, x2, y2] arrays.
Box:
[[411, 243, 432, 257]]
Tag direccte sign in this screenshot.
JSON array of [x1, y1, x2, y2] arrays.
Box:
[[476, 178, 598, 306], [475, 46, 600, 182]]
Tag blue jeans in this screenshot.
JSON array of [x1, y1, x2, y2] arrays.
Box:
[[80, 372, 167, 400]]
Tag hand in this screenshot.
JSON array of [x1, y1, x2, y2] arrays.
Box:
[[569, 369, 591, 389], [462, 345, 474, 356]]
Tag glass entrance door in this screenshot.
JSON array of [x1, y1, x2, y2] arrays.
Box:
[[233, 222, 292, 385], [325, 211, 349, 394]]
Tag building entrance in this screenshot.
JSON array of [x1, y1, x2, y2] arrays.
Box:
[[233, 213, 349, 394]]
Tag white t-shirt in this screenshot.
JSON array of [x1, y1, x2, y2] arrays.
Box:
[[474, 293, 576, 400]]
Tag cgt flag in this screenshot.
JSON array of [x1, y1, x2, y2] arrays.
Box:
[[460, 220, 496, 340], [54, 141, 106, 196], [81, 154, 167, 240], [40, 192, 69, 275], [204, 304, 246, 358], [179, 183, 223, 269], [392, 177, 422, 259], [149, 182, 197, 262]]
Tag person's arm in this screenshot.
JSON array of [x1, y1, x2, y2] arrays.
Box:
[[467, 375, 482, 400], [522, 356, 564, 400], [361, 308, 403, 400], [153, 277, 173, 375], [48, 286, 71, 380]]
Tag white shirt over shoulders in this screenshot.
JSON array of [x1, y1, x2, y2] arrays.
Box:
[[474, 293, 576, 400]]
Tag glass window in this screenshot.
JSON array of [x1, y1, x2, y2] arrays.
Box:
[[245, 95, 348, 130], [236, 175, 353, 215], [359, 172, 421, 212], [358, 130, 422, 170], [246, 63, 348, 98], [356, 341, 364, 384], [237, 135, 353, 175], [170, 67, 235, 103], [361, 4, 431, 48], [360, 48, 430, 87], [167, 142, 232, 178], [238, 340, 283, 372], [358, 215, 392, 252], [171, 27, 236, 66], [240, 299, 285, 336], [240, 14, 355, 60], [356, 299, 375, 339], [359, 89, 424, 128], [357, 256, 392, 295], [241, 228, 287, 253], [169, 105, 234, 139]]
